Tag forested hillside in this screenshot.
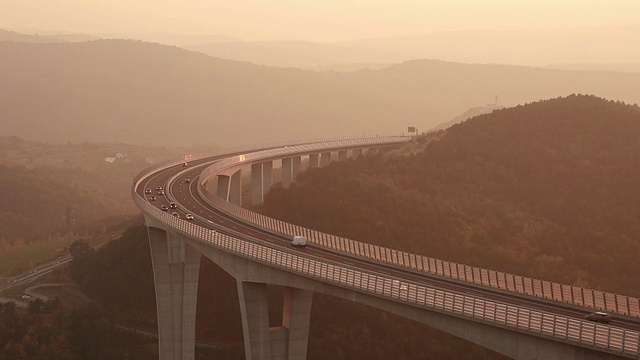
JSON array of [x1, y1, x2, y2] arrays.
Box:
[[20, 95, 639, 359], [0, 165, 114, 247], [258, 95, 640, 295], [0, 136, 207, 249]]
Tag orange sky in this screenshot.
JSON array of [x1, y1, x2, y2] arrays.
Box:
[[2, 0, 640, 41]]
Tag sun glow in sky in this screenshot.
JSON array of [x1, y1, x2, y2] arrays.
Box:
[[2, 0, 640, 41]]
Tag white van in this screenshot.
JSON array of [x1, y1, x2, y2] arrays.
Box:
[[292, 236, 307, 247]]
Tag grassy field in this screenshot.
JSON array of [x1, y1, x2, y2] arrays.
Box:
[[0, 237, 75, 276]]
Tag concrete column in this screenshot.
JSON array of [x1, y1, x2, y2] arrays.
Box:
[[147, 228, 201, 360], [308, 154, 319, 169], [282, 158, 293, 188], [319, 152, 331, 167], [368, 148, 378, 155], [282, 288, 313, 360], [352, 149, 362, 158], [229, 169, 242, 206], [216, 175, 231, 201], [252, 163, 263, 205], [337, 150, 347, 161], [292, 157, 302, 179], [237, 281, 271, 360], [263, 161, 273, 196]]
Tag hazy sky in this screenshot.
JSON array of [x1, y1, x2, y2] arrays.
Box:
[[2, 0, 640, 42]]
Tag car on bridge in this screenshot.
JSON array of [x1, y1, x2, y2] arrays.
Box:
[[185, 178, 191, 183], [145, 188, 152, 194], [161, 205, 168, 211], [585, 312, 612, 324], [157, 190, 165, 195], [185, 214, 194, 220], [170, 203, 177, 209], [149, 196, 156, 201], [171, 212, 180, 218]]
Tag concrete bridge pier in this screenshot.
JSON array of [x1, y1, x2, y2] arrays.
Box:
[[319, 152, 331, 167], [263, 161, 273, 199], [338, 150, 347, 161], [281, 158, 292, 188], [352, 149, 362, 158], [216, 169, 242, 205], [308, 154, 319, 169], [292, 157, 302, 179], [237, 281, 313, 360], [251, 163, 263, 205], [252, 161, 274, 205], [147, 227, 201, 360], [368, 148, 378, 155]]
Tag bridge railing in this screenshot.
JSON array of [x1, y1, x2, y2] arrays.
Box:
[[134, 193, 640, 358], [194, 139, 640, 319]]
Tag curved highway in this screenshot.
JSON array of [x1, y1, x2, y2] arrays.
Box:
[[133, 136, 640, 358]]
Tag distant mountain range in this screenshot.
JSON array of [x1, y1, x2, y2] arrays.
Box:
[[0, 29, 97, 43], [182, 27, 640, 70], [1, 39, 640, 146]]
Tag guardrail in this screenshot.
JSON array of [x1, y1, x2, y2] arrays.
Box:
[[134, 191, 640, 358], [194, 138, 640, 320]]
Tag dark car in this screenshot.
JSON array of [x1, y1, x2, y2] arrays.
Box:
[[155, 185, 163, 191], [183, 162, 188, 167], [149, 196, 157, 201], [184, 178, 191, 183], [145, 188, 152, 194], [170, 202, 177, 209], [157, 190, 165, 195], [160, 205, 168, 211], [171, 212, 179, 218], [585, 312, 612, 324]]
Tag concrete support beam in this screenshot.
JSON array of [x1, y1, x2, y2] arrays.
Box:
[[251, 161, 274, 205], [352, 149, 362, 158], [282, 158, 293, 188], [237, 282, 271, 360], [282, 287, 313, 360], [308, 154, 319, 169], [263, 161, 273, 197], [251, 163, 263, 205], [319, 152, 331, 167], [147, 228, 201, 360], [235, 281, 313, 360], [337, 150, 347, 161], [216, 175, 231, 201], [292, 157, 302, 179], [229, 169, 242, 206]]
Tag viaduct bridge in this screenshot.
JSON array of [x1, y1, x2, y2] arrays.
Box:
[[132, 135, 640, 360]]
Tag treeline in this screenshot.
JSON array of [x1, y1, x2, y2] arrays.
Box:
[[0, 296, 157, 359], [258, 94, 640, 295], [0, 134, 215, 250], [0, 165, 120, 248]]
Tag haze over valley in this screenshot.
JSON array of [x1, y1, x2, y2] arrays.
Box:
[[2, 1, 640, 359], [1, 37, 640, 147]]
